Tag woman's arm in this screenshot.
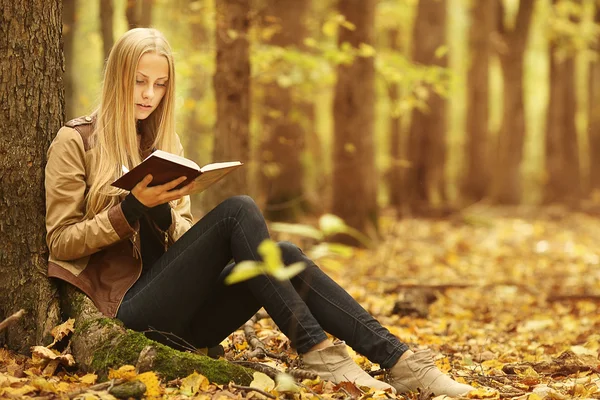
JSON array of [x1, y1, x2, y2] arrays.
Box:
[[45, 127, 137, 261]]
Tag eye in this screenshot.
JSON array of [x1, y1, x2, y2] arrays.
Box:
[[136, 79, 145, 85], [155, 82, 167, 87]]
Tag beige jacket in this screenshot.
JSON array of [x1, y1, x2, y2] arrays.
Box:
[[45, 116, 193, 317]]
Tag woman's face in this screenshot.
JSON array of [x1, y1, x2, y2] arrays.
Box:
[[134, 52, 169, 121]]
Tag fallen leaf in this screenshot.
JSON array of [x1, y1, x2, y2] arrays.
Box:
[[137, 371, 162, 398], [180, 371, 209, 396], [108, 365, 137, 381], [250, 371, 275, 392], [49, 318, 75, 347]]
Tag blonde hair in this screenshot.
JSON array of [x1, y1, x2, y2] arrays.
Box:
[[86, 28, 177, 218]]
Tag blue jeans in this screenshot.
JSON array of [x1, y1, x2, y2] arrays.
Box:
[[117, 195, 408, 368]]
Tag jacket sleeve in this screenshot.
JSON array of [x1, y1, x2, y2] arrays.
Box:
[[168, 134, 194, 241], [45, 127, 136, 261]]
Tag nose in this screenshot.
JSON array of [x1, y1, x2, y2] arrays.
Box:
[[142, 85, 154, 100]]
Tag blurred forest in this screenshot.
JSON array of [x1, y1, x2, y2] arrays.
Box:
[[63, 0, 600, 237]]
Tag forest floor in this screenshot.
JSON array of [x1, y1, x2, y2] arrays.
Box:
[[2, 205, 600, 399]]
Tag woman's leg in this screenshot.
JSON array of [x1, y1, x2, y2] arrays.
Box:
[[117, 196, 326, 352]]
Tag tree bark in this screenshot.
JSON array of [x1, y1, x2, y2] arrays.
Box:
[[63, 0, 76, 120], [461, 0, 494, 204], [0, 0, 62, 353], [205, 0, 251, 210], [100, 0, 114, 62], [259, 0, 310, 221], [405, 0, 448, 214], [387, 29, 403, 211], [544, 0, 580, 205], [332, 0, 377, 244], [588, 6, 600, 195], [492, 0, 535, 204]]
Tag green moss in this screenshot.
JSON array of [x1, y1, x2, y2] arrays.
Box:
[[76, 317, 122, 336], [90, 329, 252, 385]]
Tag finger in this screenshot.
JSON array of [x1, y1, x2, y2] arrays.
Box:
[[159, 176, 188, 192], [137, 174, 154, 189]]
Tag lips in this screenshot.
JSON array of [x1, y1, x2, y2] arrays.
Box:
[[136, 104, 152, 109]]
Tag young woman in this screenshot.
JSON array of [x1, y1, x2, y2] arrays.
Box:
[[45, 28, 473, 397]]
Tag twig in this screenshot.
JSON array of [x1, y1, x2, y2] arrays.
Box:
[[244, 316, 267, 358], [0, 309, 25, 332], [286, 368, 318, 380], [231, 384, 276, 399], [233, 361, 281, 380], [144, 327, 197, 352], [547, 294, 600, 303], [67, 379, 125, 399]]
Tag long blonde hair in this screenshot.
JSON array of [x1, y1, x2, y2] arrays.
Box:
[[86, 28, 178, 218]]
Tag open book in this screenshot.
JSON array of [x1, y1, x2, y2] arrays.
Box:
[[111, 150, 243, 194]]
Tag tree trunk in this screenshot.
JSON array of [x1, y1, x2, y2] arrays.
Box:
[[405, 0, 448, 214], [259, 0, 310, 221], [387, 29, 403, 211], [492, 0, 535, 204], [332, 0, 377, 244], [461, 0, 494, 204], [588, 6, 600, 195], [205, 0, 251, 209], [100, 0, 114, 62], [61, 285, 252, 383], [63, 0, 76, 120], [140, 0, 153, 27], [544, 1, 579, 206], [182, 0, 213, 214], [126, 0, 139, 29], [0, 0, 62, 353]]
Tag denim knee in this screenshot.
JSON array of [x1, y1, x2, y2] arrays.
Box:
[[277, 241, 304, 263]]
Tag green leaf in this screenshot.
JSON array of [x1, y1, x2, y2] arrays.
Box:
[[269, 222, 324, 240], [271, 262, 306, 281], [319, 214, 349, 236], [258, 240, 283, 274], [224, 261, 264, 285]]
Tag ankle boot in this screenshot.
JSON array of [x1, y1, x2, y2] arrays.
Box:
[[389, 350, 474, 396], [301, 344, 396, 393]]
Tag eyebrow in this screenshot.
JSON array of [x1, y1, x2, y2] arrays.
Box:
[[137, 72, 169, 80]]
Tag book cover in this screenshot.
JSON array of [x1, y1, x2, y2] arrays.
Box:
[[111, 150, 242, 194]]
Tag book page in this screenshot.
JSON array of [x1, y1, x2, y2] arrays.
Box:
[[149, 150, 201, 171], [200, 161, 242, 172]]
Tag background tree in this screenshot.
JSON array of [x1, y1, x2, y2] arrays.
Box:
[[386, 28, 404, 211], [544, 0, 580, 206], [332, 0, 377, 243], [100, 0, 114, 62], [588, 4, 600, 196], [0, 0, 62, 353], [204, 0, 251, 209], [405, 0, 448, 213], [63, 0, 76, 120], [461, 0, 495, 204], [126, 0, 153, 29], [259, 0, 310, 221], [492, 0, 535, 204]]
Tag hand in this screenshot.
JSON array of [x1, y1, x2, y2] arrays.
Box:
[[131, 174, 194, 208]]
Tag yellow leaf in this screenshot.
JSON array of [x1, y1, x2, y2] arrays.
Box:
[[31, 376, 58, 393], [137, 371, 162, 398], [49, 318, 75, 347], [79, 373, 98, 385], [31, 346, 75, 367], [1, 384, 37, 396], [108, 365, 137, 381], [250, 371, 275, 392], [180, 371, 209, 396]]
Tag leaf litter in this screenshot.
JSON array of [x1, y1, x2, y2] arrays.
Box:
[[1, 207, 600, 399]]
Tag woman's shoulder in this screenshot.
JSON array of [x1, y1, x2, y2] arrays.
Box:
[[55, 115, 96, 151]]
